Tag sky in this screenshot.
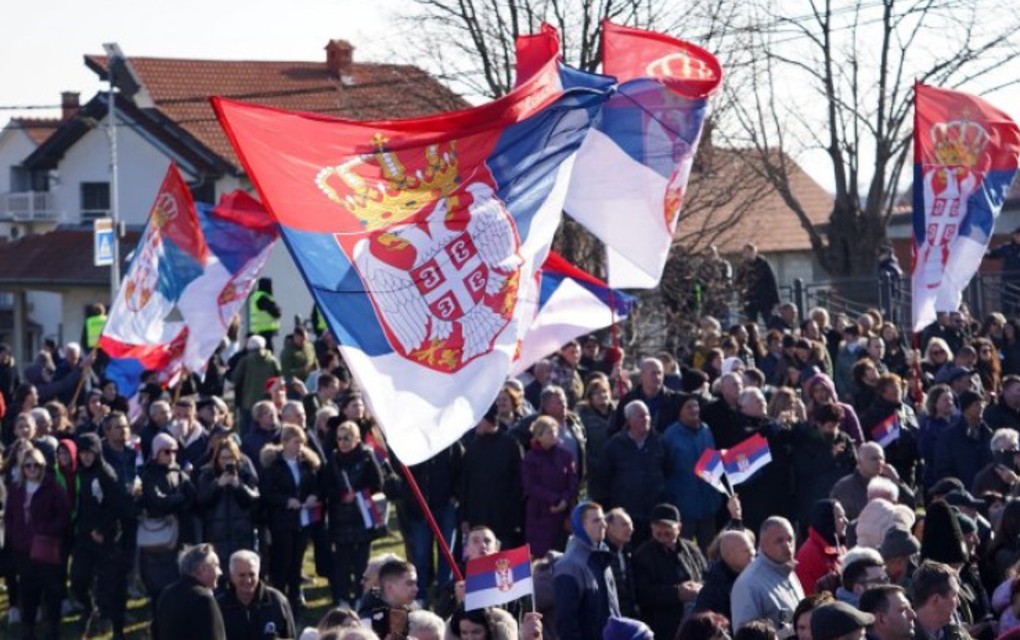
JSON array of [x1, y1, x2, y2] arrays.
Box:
[[4, 0, 1020, 195]]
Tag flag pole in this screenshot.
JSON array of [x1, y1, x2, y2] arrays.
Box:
[[398, 461, 464, 582], [68, 348, 97, 410]]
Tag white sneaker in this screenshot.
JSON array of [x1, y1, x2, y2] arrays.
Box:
[[7, 606, 20, 625]]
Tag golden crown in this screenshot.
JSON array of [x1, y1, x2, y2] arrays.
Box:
[[930, 119, 989, 168], [316, 133, 461, 232]]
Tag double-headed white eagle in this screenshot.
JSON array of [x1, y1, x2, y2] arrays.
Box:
[[355, 181, 521, 362]]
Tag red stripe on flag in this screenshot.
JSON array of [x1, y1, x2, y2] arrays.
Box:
[[465, 545, 532, 577]]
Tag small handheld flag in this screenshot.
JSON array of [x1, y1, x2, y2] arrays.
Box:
[[694, 449, 730, 496], [870, 414, 901, 448], [355, 490, 388, 530], [721, 434, 772, 486], [464, 545, 534, 611]]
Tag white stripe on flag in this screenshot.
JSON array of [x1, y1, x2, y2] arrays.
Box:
[[465, 577, 535, 611]]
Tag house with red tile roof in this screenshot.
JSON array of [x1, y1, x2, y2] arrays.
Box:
[[0, 41, 469, 364]]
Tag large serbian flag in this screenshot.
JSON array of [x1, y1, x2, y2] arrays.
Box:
[[464, 545, 534, 611], [213, 22, 719, 464], [512, 251, 635, 375], [912, 83, 1020, 330], [100, 164, 277, 407], [564, 22, 721, 288]]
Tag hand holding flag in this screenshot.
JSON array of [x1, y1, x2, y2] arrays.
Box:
[[870, 414, 901, 448]]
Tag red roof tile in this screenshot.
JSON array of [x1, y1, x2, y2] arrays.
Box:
[[678, 147, 833, 253], [11, 117, 61, 145], [85, 54, 470, 168], [0, 228, 139, 286]]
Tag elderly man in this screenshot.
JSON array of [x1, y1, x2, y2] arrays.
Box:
[[971, 427, 1020, 496], [633, 504, 707, 640], [154, 544, 225, 640], [702, 372, 744, 448], [830, 442, 902, 521], [594, 400, 668, 546], [216, 550, 295, 640], [663, 393, 721, 549], [694, 529, 756, 621], [605, 508, 638, 618], [730, 516, 805, 632], [613, 357, 683, 433]]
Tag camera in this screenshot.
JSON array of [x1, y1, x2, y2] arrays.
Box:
[[225, 463, 237, 475]]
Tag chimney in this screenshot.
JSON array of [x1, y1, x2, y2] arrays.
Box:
[[325, 40, 354, 80], [61, 92, 80, 121]]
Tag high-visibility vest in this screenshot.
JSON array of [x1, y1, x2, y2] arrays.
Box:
[[312, 306, 327, 335], [249, 291, 280, 334], [85, 314, 106, 349]]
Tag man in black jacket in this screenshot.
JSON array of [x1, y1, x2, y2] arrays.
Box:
[[71, 432, 135, 640], [632, 504, 707, 640], [155, 544, 225, 640], [605, 507, 639, 618], [694, 529, 756, 622], [217, 550, 296, 640]]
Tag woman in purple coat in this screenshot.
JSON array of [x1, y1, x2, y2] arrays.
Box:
[[522, 416, 579, 557]]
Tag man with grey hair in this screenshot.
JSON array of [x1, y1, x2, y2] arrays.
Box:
[[154, 544, 225, 640], [407, 610, 446, 640], [831, 441, 903, 521], [972, 427, 1020, 495], [730, 516, 804, 632], [595, 400, 668, 546], [217, 549, 296, 640], [702, 372, 744, 448], [613, 357, 683, 433]]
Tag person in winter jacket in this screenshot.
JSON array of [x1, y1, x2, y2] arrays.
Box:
[[4, 446, 71, 640], [662, 394, 722, 550], [139, 432, 196, 620], [934, 390, 993, 489], [522, 416, 579, 557], [216, 549, 296, 640], [803, 373, 864, 446], [795, 498, 848, 594], [553, 502, 620, 640], [694, 529, 757, 620], [790, 404, 859, 528], [320, 420, 384, 606], [70, 432, 135, 639], [259, 423, 321, 612], [195, 437, 259, 579]]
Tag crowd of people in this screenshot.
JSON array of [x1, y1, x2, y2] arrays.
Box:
[[5, 281, 1020, 640]]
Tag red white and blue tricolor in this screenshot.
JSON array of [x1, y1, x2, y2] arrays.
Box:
[[356, 490, 387, 530], [912, 83, 1020, 330], [513, 251, 635, 374], [870, 414, 901, 448], [100, 164, 277, 410], [694, 448, 730, 496], [213, 22, 719, 464], [464, 545, 534, 611], [721, 434, 772, 486]]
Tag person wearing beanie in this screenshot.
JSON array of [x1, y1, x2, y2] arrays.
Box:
[[834, 547, 887, 608], [662, 393, 722, 550], [810, 601, 875, 640], [879, 526, 920, 589], [553, 502, 620, 640], [795, 499, 848, 594], [602, 616, 653, 640], [71, 431, 134, 639], [632, 503, 707, 640], [934, 390, 992, 488], [230, 333, 282, 433]]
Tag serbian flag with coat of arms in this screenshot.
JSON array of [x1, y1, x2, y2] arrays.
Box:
[[464, 545, 533, 611], [512, 251, 635, 375], [721, 433, 772, 486], [912, 83, 1020, 331], [213, 21, 719, 464], [99, 164, 277, 410]]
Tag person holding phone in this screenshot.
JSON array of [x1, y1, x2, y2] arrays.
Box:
[[358, 559, 418, 639], [196, 438, 261, 577]]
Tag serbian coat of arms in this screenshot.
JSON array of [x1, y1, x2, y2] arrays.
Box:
[[316, 135, 523, 373]]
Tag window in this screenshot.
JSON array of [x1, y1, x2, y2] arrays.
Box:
[[80, 182, 110, 223]]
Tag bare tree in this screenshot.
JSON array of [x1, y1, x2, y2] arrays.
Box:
[[721, 0, 1020, 277]]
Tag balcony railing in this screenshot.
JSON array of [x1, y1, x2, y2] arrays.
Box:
[[0, 191, 62, 222]]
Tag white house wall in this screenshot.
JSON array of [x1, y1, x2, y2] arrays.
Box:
[[0, 127, 38, 193], [54, 114, 195, 226]]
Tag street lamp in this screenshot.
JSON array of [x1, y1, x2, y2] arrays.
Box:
[[101, 42, 154, 299]]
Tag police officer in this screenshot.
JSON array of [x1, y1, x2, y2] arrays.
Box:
[[249, 278, 282, 352]]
